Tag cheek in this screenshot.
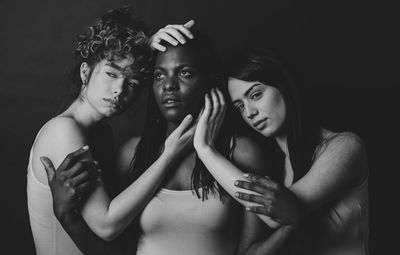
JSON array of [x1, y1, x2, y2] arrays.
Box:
[[266, 93, 286, 124]]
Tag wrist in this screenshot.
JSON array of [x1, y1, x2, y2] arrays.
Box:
[[195, 145, 215, 158]]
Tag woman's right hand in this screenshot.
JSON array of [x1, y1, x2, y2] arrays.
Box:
[[40, 146, 101, 219], [149, 20, 195, 52], [163, 114, 196, 159]]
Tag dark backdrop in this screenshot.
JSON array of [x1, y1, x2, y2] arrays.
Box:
[[1, 0, 397, 253]]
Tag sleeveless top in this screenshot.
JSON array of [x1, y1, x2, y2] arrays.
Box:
[[27, 126, 83, 255], [136, 188, 240, 255]]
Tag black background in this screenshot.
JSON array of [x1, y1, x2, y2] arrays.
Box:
[[0, 0, 397, 253]]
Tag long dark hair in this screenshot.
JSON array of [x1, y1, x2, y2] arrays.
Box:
[[228, 48, 321, 182], [59, 6, 152, 113], [129, 31, 232, 200]]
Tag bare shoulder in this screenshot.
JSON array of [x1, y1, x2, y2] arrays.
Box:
[[114, 136, 141, 177], [314, 129, 368, 185], [32, 116, 89, 185], [232, 135, 272, 176], [317, 130, 367, 159]]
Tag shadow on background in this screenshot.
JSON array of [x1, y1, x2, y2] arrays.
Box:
[[0, 0, 397, 253]]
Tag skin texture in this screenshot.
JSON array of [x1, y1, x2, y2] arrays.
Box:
[[153, 45, 209, 124]]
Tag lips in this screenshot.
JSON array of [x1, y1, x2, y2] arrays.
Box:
[[161, 94, 182, 107], [253, 118, 267, 129], [103, 98, 122, 109]]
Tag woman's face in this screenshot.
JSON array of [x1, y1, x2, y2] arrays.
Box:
[[84, 55, 141, 117], [228, 77, 286, 137], [153, 46, 208, 123]]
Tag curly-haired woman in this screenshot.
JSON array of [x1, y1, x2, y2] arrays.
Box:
[[26, 7, 198, 255]]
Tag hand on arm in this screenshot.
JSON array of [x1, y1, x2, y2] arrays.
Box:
[[41, 115, 195, 241], [234, 174, 305, 226], [149, 20, 195, 51], [41, 146, 129, 255]]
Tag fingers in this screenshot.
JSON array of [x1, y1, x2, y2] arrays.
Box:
[[202, 93, 212, 121], [75, 182, 93, 200], [235, 191, 267, 205], [63, 160, 98, 179], [58, 145, 90, 173], [40, 156, 55, 182], [157, 29, 180, 46], [245, 206, 269, 216], [210, 89, 220, 119], [183, 20, 195, 29], [234, 180, 268, 195], [174, 114, 194, 135], [243, 173, 277, 190], [69, 166, 101, 187], [162, 27, 188, 44], [151, 42, 166, 52]]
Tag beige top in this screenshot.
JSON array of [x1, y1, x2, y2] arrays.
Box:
[[27, 127, 82, 255], [136, 188, 240, 255]]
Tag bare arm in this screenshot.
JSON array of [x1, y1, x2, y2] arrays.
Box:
[[39, 115, 195, 241]]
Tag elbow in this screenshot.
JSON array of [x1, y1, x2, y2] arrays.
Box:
[[94, 224, 121, 241]]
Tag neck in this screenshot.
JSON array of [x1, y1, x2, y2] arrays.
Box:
[[64, 99, 103, 130], [274, 133, 289, 158]]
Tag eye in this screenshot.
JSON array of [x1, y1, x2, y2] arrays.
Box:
[[179, 70, 192, 78], [106, 72, 118, 78], [250, 91, 262, 100], [234, 103, 244, 112], [154, 71, 164, 80], [127, 79, 140, 88]]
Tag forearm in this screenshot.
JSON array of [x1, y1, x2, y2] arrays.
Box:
[[197, 147, 280, 228], [84, 151, 177, 240], [57, 211, 129, 255]]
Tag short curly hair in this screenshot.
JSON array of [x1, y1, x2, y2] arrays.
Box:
[[62, 6, 152, 112]]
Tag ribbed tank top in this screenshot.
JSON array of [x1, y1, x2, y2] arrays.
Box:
[[26, 126, 83, 255], [136, 188, 240, 255]]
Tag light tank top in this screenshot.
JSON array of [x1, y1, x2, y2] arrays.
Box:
[[136, 188, 240, 255], [26, 126, 83, 255]]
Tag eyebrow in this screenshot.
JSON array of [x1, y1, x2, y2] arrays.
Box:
[[105, 62, 124, 71], [232, 84, 260, 103], [154, 64, 196, 71]]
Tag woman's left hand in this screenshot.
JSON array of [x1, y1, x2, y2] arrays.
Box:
[[149, 20, 195, 52], [234, 173, 305, 225], [193, 88, 226, 152]]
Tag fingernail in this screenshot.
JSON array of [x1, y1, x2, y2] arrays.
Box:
[[234, 181, 239, 186], [82, 145, 89, 151], [243, 173, 249, 178], [187, 114, 192, 120], [235, 192, 239, 197]]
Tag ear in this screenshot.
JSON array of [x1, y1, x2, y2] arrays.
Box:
[[80, 62, 91, 85]]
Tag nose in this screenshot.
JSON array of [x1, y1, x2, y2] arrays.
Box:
[[112, 78, 124, 97], [163, 76, 179, 92], [245, 103, 258, 119]]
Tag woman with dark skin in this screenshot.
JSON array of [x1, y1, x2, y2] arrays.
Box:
[[28, 9, 204, 255], [147, 26, 369, 254], [42, 27, 271, 254]]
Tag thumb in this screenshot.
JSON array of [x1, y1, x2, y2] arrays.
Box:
[[40, 156, 56, 182], [183, 20, 195, 28]]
